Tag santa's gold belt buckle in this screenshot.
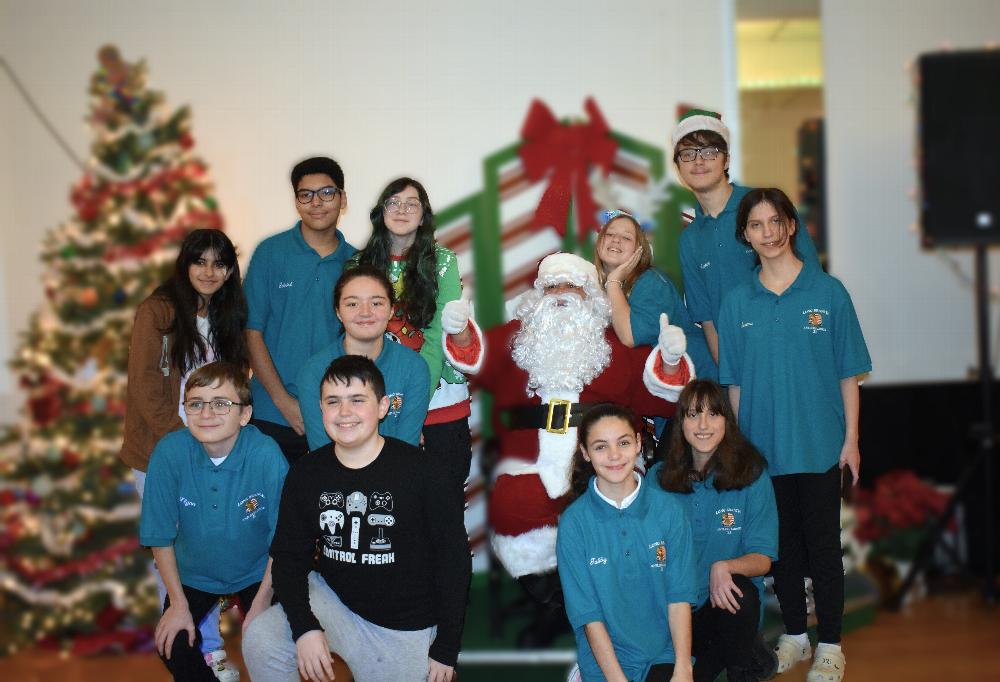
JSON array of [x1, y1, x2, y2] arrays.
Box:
[[545, 399, 572, 434]]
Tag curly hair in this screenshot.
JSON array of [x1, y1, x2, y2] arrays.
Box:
[[152, 229, 247, 374], [570, 403, 641, 499], [354, 177, 439, 329], [594, 212, 652, 296], [656, 380, 766, 494]]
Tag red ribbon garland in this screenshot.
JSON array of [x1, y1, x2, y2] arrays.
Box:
[[518, 97, 618, 241]]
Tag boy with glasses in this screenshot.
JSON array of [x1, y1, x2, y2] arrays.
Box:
[[140, 361, 288, 681], [244, 157, 358, 463], [673, 110, 819, 365]]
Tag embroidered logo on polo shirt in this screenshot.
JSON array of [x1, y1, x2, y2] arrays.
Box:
[[239, 492, 266, 521], [387, 392, 404, 418], [278, 281, 293, 289], [649, 540, 667, 570], [802, 308, 829, 334], [716, 507, 743, 534]]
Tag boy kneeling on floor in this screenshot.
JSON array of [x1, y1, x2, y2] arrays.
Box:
[[243, 355, 471, 682], [140, 361, 288, 681]]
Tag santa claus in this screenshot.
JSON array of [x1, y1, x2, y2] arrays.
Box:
[[441, 253, 693, 589]]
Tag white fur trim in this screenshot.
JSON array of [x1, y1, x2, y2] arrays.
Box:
[[643, 349, 694, 402], [671, 114, 731, 148], [442, 317, 484, 374], [491, 526, 559, 578], [535, 427, 577, 498]]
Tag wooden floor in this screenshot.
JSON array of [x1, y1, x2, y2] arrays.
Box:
[[0, 591, 997, 681]]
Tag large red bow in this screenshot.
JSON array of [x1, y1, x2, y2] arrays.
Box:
[[518, 97, 618, 240]]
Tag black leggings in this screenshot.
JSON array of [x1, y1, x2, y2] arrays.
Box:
[[691, 574, 762, 681], [771, 465, 844, 644], [159, 582, 260, 681]]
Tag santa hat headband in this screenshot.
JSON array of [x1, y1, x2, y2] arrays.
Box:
[[535, 252, 598, 289], [670, 109, 730, 149]]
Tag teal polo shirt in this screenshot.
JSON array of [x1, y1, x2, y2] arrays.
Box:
[[651, 463, 778, 608], [557, 476, 698, 682], [140, 425, 288, 593], [296, 335, 431, 450], [717, 260, 872, 475], [679, 184, 820, 325], [629, 268, 717, 381], [244, 224, 357, 425]]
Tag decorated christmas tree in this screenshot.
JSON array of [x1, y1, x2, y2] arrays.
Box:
[[0, 45, 224, 656]]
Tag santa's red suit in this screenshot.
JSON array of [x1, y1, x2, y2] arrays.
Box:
[[445, 320, 691, 578]]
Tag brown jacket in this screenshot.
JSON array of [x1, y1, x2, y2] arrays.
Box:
[[119, 295, 184, 471]]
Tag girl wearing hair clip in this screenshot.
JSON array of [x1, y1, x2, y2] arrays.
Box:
[[594, 210, 717, 384]]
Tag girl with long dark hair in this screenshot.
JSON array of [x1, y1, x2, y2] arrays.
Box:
[[653, 380, 778, 682], [120, 228, 248, 681], [559, 403, 696, 682], [718, 188, 871, 682], [352, 177, 471, 492]]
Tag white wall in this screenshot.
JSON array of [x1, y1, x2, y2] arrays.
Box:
[[0, 0, 729, 420], [822, 0, 1000, 384]]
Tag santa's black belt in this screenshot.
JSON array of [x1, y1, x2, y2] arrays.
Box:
[[505, 400, 599, 434]]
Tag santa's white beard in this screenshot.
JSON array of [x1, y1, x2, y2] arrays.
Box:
[[512, 292, 612, 397]]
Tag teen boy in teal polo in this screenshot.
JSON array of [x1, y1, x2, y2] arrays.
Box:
[[244, 156, 358, 463], [673, 110, 820, 364], [140, 361, 288, 681]]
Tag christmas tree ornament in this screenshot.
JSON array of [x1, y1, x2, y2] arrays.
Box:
[[78, 288, 99, 307]]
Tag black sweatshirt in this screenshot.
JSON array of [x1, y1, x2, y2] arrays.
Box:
[[270, 437, 471, 666]]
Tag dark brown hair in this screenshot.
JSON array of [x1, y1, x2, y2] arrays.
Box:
[[673, 130, 730, 180], [184, 360, 251, 405], [734, 187, 800, 258], [570, 403, 640, 499], [656, 380, 766, 493]]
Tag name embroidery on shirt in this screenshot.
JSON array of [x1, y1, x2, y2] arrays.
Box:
[[802, 308, 829, 334], [278, 281, 293, 289], [179, 496, 196, 507], [741, 321, 754, 329], [699, 261, 711, 270], [589, 556, 608, 566]]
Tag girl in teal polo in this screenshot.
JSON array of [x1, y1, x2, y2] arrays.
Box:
[[557, 403, 697, 682], [594, 210, 716, 382], [718, 188, 871, 682], [653, 380, 778, 682]]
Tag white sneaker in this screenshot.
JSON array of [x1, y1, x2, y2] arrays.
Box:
[[774, 634, 812, 673], [807, 644, 845, 682], [205, 649, 240, 682]]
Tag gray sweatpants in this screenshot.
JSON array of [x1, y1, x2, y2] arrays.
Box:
[[243, 572, 436, 682]]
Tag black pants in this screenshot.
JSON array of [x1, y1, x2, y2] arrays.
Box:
[[642, 663, 676, 681], [422, 417, 472, 500], [691, 574, 762, 681], [771, 465, 844, 644], [159, 582, 260, 681], [252, 418, 309, 465]]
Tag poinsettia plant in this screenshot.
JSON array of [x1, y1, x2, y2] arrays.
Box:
[[852, 469, 951, 561]]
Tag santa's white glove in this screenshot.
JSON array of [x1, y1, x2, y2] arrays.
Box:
[[657, 313, 686, 366], [441, 292, 473, 335]]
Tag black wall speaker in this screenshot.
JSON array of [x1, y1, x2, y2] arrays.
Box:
[[920, 50, 1000, 247]]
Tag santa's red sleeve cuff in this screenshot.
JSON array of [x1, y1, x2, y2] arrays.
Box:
[[443, 318, 484, 374], [643, 349, 694, 402]]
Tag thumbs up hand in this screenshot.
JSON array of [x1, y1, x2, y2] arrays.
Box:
[[442, 291, 473, 335], [657, 313, 686, 366]]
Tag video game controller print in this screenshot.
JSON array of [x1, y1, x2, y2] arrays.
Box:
[[370, 492, 393, 511], [319, 509, 344, 534]]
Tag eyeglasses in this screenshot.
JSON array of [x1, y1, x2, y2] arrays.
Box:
[[183, 399, 247, 415], [383, 198, 423, 214], [676, 146, 722, 163], [296, 186, 342, 204]]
